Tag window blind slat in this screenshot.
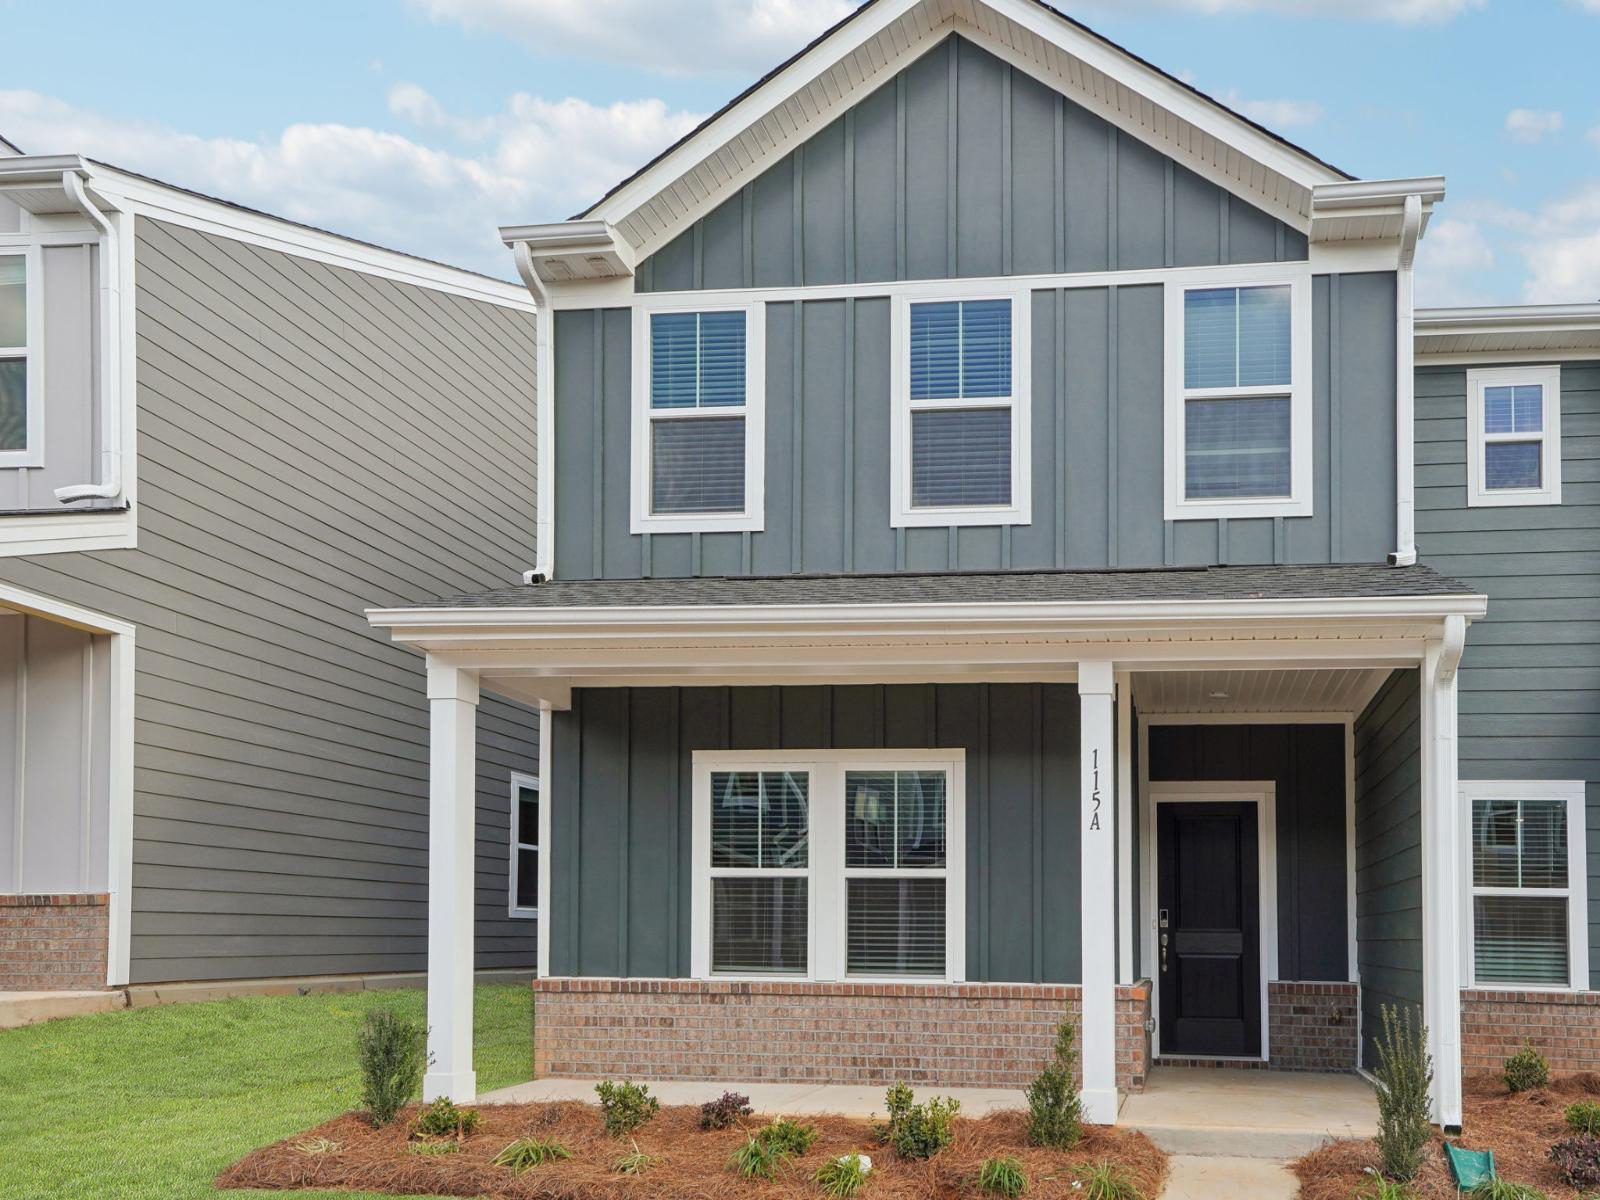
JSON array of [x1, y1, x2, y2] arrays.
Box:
[[1474, 894, 1568, 986], [713, 878, 808, 975], [0, 359, 24, 452], [1485, 442, 1542, 491], [1184, 285, 1290, 390], [0, 257, 23, 348], [711, 771, 809, 870], [1184, 395, 1291, 499], [911, 408, 1011, 508], [844, 771, 947, 869], [847, 878, 945, 977], [651, 417, 745, 514]]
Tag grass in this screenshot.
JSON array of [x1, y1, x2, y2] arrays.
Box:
[[0, 981, 532, 1200]]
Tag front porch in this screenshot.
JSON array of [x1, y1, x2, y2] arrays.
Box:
[[367, 563, 1487, 1128]]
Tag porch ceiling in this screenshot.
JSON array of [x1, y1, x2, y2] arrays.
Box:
[[1132, 667, 1390, 717]]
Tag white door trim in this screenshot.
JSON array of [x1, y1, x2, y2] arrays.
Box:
[[1145, 779, 1278, 1062]]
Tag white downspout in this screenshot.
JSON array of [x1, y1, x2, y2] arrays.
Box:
[[512, 240, 553, 582], [1390, 193, 1422, 567], [55, 170, 123, 505]]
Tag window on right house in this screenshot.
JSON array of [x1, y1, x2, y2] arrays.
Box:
[[1464, 780, 1588, 990], [1466, 366, 1562, 507], [0, 253, 34, 461], [1164, 273, 1311, 521]]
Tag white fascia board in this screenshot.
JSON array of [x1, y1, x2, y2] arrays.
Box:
[[1312, 176, 1446, 211], [0, 512, 137, 558]]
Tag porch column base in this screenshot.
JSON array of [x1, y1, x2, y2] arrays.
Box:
[[423, 1069, 477, 1103]]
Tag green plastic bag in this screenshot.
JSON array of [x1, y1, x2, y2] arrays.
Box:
[[1444, 1142, 1496, 1191]]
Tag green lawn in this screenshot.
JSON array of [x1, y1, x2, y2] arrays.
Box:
[[0, 982, 532, 1200]]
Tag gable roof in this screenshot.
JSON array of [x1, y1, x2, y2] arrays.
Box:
[[576, 0, 1356, 264]]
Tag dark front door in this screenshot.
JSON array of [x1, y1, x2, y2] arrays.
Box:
[[1157, 801, 1261, 1057]]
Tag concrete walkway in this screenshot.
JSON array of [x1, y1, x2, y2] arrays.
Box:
[[480, 1077, 1028, 1118], [0, 989, 127, 1029], [1162, 1154, 1300, 1199]]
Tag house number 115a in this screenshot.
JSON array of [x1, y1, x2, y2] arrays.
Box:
[[1089, 747, 1102, 832]]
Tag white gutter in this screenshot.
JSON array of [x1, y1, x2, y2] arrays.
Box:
[[56, 169, 123, 504], [510, 240, 553, 580], [1390, 193, 1423, 567]]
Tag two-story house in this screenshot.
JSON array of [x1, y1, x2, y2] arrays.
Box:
[[0, 149, 544, 999], [367, 0, 1531, 1128]]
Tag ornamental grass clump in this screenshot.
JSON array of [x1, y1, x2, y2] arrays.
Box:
[[1372, 1004, 1432, 1183], [978, 1155, 1028, 1197], [594, 1079, 660, 1137], [613, 1140, 657, 1174], [729, 1131, 788, 1181], [355, 1008, 426, 1127], [492, 1136, 572, 1174], [1470, 1180, 1550, 1200], [700, 1090, 753, 1131], [1356, 1169, 1418, 1200], [879, 1083, 959, 1160], [1503, 1042, 1550, 1094], [814, 1152, 872, 1197], [1026, 1018, 1083, 1150], [414, 1097, 480, 1139], [1070, 1161, 1143, 1200]]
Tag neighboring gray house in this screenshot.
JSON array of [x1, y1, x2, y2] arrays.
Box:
[[0, 151, 542, 990], [367, 0, 1598, 1130]]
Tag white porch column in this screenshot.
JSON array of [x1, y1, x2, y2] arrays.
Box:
[[1078, 660, 1118, 1124], [1421, 616, 1466, 1129], [424, 657, 480, 1103]]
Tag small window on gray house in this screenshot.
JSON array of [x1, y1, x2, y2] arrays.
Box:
[[906, 299, 1015, 511], [1468, 788, 1582, 988], [709, 771, 809, 975], [509, 776, 539, 917], [648, 310, 747, 515], [843, 770, 948, 977], [0, 256, 27, 453], [1467, 367, 1562, 506]]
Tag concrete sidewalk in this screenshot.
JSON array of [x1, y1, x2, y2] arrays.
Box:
[[0, 989, 127, 1029]]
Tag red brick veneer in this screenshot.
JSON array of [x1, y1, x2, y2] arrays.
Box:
[[532, 978, 1153, 1093], [0, 894, 109, 991], [1462, 988, 1600, 1072], [1268, 981, 1359, 1070]]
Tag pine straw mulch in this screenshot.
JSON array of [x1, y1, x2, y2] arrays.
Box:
[[216, 1100, 1168, 1200], [1294, 1070, 1600, 1200]]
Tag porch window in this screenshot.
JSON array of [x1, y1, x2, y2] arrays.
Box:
[[0, 254, 30, 457], [892, 292, 1031, 528], [1163, 272, 1311, 521], [508, 773, 539, 918], [692, 752, 966, 982], [1466, 366, 1562, 507], [1464, 780, 1588, 990], [632, 304, 765, 534]]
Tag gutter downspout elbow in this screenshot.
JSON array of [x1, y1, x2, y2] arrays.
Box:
[[1390, 193, 1423, 567], [55, 170, 123, 505]]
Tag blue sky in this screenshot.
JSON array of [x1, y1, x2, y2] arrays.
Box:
[[2, 0, 1597, 305]]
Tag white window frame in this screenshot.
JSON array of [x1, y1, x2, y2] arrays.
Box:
[[689, 748, 966, 984], [890, 284, 1032, 528], [0, 244, 45, 469], [630, 298, 766, 535], [1162, 266, 1312, 521], [508, 771, 540, 919], [1465, 366, 1562, 508], [1460, 779, 1588, 993]]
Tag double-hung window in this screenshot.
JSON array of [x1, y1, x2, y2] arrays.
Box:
[[0, 249, 40, 466], [632, 303, 765, 533], [508, 773, 540, 919], [1466, 366, 1562, 507], [892, 291, 1030, 527], [692, 751, 966, 982], [1464, 780, 1588, 990], [1164, 272, 1311, 520]]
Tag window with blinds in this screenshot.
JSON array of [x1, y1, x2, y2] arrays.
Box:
[[1467, 367, 1562, 507], [0, 255, 29, 454], [708, 771, 810, 975], [844, 770, 948, 977], [1466, 783, 1586, 989], [509, 776, 539, 917]]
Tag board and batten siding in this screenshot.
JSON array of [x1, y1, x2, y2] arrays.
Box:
[[0, 216, 540, 983], [547, 682, 1082, 984], [1415, 360, 1600, 988], [1353, 668, 1423, 1068]]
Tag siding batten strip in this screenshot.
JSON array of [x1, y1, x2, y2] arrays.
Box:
[[946, 35, 958, 279], [1031, 684, 1044, 982], [590, 313, 604, 578], [896, 72, 907, 281], [1053, 289, 1067, 568], [617, 694, 631, 975], [791, 303, 805, 572], [1107, 287, 1119, 568], [1001, 66, 1013, 278], [844, 109, 857, 285], [843, 298, 856, 567], [1107, 128, 1118, 271], [666, 687, 682, 977], [1330, 274, 1343, 562]]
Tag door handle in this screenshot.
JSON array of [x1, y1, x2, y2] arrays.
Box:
[[1160, 931, 1169, 974]]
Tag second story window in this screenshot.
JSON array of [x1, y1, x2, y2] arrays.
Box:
[[1466, 366, 1562, 507], [892, 291, 1031, 528], [1164, 272, 1311, 521], [632, 304, 765, 534], [0, 252, 36, 463]]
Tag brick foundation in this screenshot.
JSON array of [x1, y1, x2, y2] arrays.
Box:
[[1268, 981, 1359, 1070], [1462, 989, 1600, 1072], [533, 978, 1154, 1093], [0, 894, 109, 991]]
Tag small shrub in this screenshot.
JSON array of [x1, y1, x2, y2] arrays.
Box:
[[701, 1090, 753, 1131], [1372, 1004, 1432, 1182], [407, 1140, 460, 1157], [879, 1084, 960, 1160], [414, 1097, 481, 1139], [1548, 1134, 1600, 1190], [1357, 1169, 1418, 1200], [1025, 1018, 1083, 1150], [978, 1155, 1028, 1197], [760, 1117, 819, 1157], [493, 1136, 572, 1174], [1470, 1180, 1550, 1200], [729, 1132, 787, 1181], [814, 1152, 872, 1197], [595, 1079, 660, 1137], [290, 1137, 341, 1156], [1504, 1042, 1550, 1093], [614, 1141, 656, 1174], [355, 1008, 426, 1127], [1070, 1162, 1142, 1200], [1567, 1101, 1600, 1136]]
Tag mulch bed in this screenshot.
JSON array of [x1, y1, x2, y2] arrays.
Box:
[[1294, 1071, 1600, 1200], [217, 1100, 1168, 1199]]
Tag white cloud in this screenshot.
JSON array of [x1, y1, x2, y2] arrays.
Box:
[[1517, 183, 1600, 302], [409, 0, 854, 75], [1504, 108, 1563, 144], [1587, 126, 1600, 151], [1218, 90, 1323, 128], [1414, 218, 1497, 307], [1077, 0, 1481, 22], [0, 87, 703, 277]]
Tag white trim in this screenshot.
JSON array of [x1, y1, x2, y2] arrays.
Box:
[[1146, 780, 1279, 1062], [630, 298, 766, 534], [1079, 661, 1118, 1123], [689, 748, 966, 984], [1465, 365, 1562, 508], [890, 287, 1032, 528], [1163, 267, 1313, 521], [1421, 616, 1464, 1128], [0, 244, 44, 468], [536, 705, 553, 977], [1459, 779, 1589, 994], [508, 770, 540, 920], [0, 511, 136, 557], [1345, 719, 1359, 988], [1115, 670, 1134, 985]]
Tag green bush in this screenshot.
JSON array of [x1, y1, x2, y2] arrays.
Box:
[[414, 1097, 481, 1139], [879, 1084, 959, 1160], [1567, 1101, 1600, 1136], [492, 1136, 572, 1173], [978, 1155, 1028, 1197], [1503, 1042, 1550, 1094], [1025, 1018, 1083, 1150], [1070, 1162, 1142, 1200], [595, 1079, 660, 1137], [1372, 1004, 1433, 1182], [728, 1132, 787, 1180], [355, 1008, 426, 1127], [813, 1152, 872, 1197], [759, 1117, 818, 1157]]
